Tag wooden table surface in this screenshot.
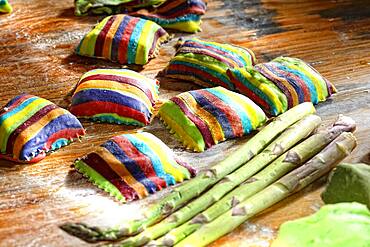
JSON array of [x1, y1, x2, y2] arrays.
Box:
[[1, 0, 370, 246]]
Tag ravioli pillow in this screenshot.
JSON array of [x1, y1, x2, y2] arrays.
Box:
[[75, 0, 166, 16], [227, 66, 289, 116], [163, 38, 256, 89], [228, 57, 337, 116], [132, 0, 207, 33], [0, 0, 12, 13], [70, 69, 159, 126], [0, 94, 85, 163], [158, 87, 266, 152], [74, 132, 196, 202], [76, 14, 170, 65]]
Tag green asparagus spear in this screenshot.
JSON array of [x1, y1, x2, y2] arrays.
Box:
[[176, 132, 357, 247], [112, 114, 321, 246], [60, 102, 315, 242], [158, 115, 356, 246]]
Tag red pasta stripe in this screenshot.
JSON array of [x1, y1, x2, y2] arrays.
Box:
[[199, 90, 244, 137], [118, 17, 139, 64], [6, 104, 57, 154], [70, 101, 149, 124], [0, 94, 33, 117], [45, 128, 85, 150], [168, 64, 230, 88], [111, 135, 167, 190], [78, 74, 156, 104], [83, 153, 139, 201], [171, 97, 215, 148], [226, 69, 272, 113], [94, 16, 116, 57]]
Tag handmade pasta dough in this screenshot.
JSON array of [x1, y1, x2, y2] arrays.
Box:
[[132, 0, 207, 33], [228, 57, 336, 115], [70, 69, 159, 126], [74, 0, 166, 16], [76, 14, 170, 65], [271, 203, 370, 247], [0, 94, 85, 163], [158, 87, 266, 152], [163, 38, 256, 89], [321, 163, 370, 208], [74, 132, 196, 202], [0, 0, 12, 13]]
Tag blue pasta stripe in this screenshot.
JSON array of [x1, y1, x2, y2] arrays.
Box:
[[189, 91, 234, 139], [20, 114, 83, 160], [170, 60, 235, 89], [124, 135, 176, 186], [127, 19, 147, 64], [232, 68, 280, 115], [208, 88, 253, 134], [0, 97, 38, 126], [103, 140, 158, 194], [71, 89, 151, 119], [276, 64, 319, 104], [111, 15, 131, 62]]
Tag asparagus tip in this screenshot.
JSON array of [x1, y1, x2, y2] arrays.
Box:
[[59, 223, 103, 242], [332, 115, 356, 133]]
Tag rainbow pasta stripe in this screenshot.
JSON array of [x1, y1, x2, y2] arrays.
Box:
[[0, 0, 12, 13], [74, 132, 196, 202], [70, 69, 159, 126], [228, 57, 336, 116], [158, 87, 266, 152], [0, 94, 85, 163], [227, 66, 289, 116], [74, 0, 166, 16], [76, 14, 170, 65], [163, 38, 257, 89], [132, 0, 207, 33]]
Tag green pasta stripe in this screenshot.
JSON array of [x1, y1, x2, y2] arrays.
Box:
[[159, 100, 205, 152], [75, 160, 126, 202], [75, 0, 166, 16], [0, 0, 12, 13]]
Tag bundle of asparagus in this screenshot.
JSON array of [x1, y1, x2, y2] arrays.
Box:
[[61, 102, 315, 242], [157, 115, 356, 246], [108, 115, 356, 247], [114, 114, 322, 246], [175, 131, 357, 247]]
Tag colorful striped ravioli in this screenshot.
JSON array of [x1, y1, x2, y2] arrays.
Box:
[[0, 94, 85, 163], [0, 0, 12, 13], [228, 57, 337, 116], [163, 38, 256, 89], [76, 14, 170, 65], [158, 87, 267, 152], [132, 0, 207, 33], [74, 0, 166, 16], [74, 132, 196, 202], [70, 69, 159, 126]]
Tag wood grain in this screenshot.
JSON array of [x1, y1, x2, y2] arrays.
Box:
[[0, 0, 370, 246]]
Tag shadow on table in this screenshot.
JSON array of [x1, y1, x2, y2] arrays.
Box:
[[57, 7, 100, 23], [62, 53, 145, 72], [0, 159, 23, 169]]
